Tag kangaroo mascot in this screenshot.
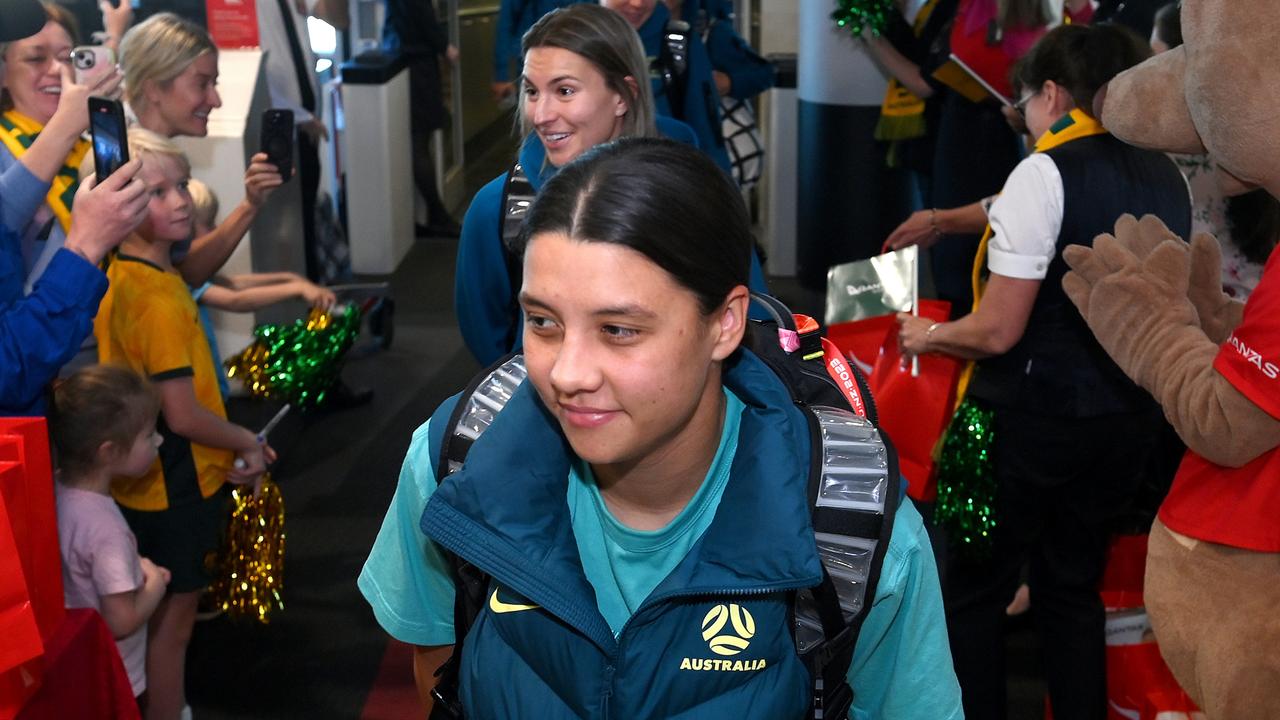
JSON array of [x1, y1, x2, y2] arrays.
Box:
[[1060, 2, 1280, 717]]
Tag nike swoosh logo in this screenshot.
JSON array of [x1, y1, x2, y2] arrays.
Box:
[[489, 589, 540, 614]]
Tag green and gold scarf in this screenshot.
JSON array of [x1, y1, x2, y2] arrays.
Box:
[[0, 109, 91, 233]]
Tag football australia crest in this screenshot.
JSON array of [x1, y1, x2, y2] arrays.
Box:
[[702, 604, 755, 655], [679, 604, 768, 672]]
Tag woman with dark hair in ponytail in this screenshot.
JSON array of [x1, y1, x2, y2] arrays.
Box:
[[897, 23, 1192, 720], [361, 138, 963, 719]]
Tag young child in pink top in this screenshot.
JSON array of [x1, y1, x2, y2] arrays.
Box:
[[49, 365, 172, 698]]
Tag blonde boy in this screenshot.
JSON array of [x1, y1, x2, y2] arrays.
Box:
[[91, 129, 274, 720]]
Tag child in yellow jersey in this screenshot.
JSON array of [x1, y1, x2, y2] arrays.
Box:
[[91, 128, 276, 720]]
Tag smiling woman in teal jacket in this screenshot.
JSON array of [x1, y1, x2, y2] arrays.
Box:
[[362, 139, 963, 719], [454, 4, 767, 366]]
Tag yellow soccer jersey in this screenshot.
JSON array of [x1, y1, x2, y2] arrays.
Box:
[[95, 254, 232, 511]]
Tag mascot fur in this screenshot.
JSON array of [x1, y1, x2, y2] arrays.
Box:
[[1061, 2, 1280, 717]]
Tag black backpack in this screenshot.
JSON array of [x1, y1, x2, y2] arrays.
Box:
[[427, 294, 900, 720]]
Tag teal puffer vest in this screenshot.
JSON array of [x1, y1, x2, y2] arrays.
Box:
[[421, 350, 827, 719]]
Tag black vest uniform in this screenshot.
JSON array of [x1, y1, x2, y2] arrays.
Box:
[[968, 133, 1192, 418], [946, 134, 1193, 720]]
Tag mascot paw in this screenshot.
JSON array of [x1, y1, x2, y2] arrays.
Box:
[[1124, 214, 1190, 260], [1062, 230, 1200, 384], [1187, 232, 1243, 344], [1064, 213, 1194, 318]]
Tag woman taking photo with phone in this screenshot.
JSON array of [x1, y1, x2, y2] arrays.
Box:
[[453, 3, 768, 366], [118, 12, 284, 287], [0, 2, 126, 289], [362, 137, 963, 719], [0, 0, 150, 419]]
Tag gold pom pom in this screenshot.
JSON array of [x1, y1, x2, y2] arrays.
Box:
[[208, 475, 286, 623]]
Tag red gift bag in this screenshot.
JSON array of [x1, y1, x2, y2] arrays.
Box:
[[0, 418, 63, 718], [1100, 534, 1201, 720], [0, 479, 45, 719], [15, 609, 141, 720], [1104, 641, 1203, 720], [828, 301, 962, 501], [1099, 533, 1149, 611], [826, 315, 898, 375], [0, 419, 62, 637], [867, 301, 962, 502]]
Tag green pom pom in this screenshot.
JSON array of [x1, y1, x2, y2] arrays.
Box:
[[831, 0, 895, 38], [935, 398, 999, 562]]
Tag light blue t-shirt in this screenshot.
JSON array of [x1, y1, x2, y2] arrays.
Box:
[[358, 394, 963, 720], [568, 390, 743, 636]]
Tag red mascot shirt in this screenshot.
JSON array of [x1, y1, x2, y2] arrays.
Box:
[[1160, 245, 1280, 552]]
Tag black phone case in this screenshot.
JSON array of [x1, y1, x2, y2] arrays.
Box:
[[260, 109, 295, 180], [89, 97, 130, 184]]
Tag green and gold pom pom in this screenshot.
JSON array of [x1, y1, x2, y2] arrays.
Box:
[[225, 305, 363, 409]]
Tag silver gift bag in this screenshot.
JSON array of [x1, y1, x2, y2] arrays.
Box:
[[825, 246, 919, 325]]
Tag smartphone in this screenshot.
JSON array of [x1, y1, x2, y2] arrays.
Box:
[[260, 109, 294, 180], [71, 45, 116, 86], [89, 97, 129, 184]]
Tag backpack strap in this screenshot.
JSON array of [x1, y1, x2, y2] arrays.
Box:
[[425, 354, 529, 720], [426, 553, 489, 720], [746, 292, 880, 427], [745, 291, 898, 720], [424, 394, 465, 719], [798, 406, 899, 720], [655, 19, 691, 119], [498, 161, 535, 346], [437, 352, 528, 479]]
